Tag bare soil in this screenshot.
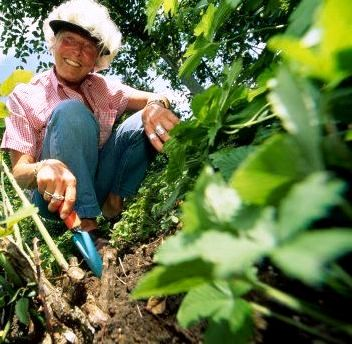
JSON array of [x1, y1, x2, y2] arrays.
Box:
[[88, 238, 203, 344]]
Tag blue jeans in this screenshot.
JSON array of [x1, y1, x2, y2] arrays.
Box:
[[32, 100, 154, 220]]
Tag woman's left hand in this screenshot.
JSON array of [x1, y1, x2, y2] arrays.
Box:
[[142, 104, 180, 152]]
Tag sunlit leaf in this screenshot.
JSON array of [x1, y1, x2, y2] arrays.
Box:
[[0, 205, 38, 230], [145, 0, 163, 33], [277, 172, 345, 241], [0, 101, 8, 119], [15, 297, 30, 325], [268, 67, 323, 171], [269, 37, 334, 80], [194, 4, 217, 40], [163, 0, 178, 16], [0, 70, 33, 96], [181, 167, 241, 233], [231, 134, 309, 205], [179, 37, 219, 78], [269, 0, 352, 84], [271, 229, 352, 285], [319, 0, 352, 62], [0, 225, 14, 238]]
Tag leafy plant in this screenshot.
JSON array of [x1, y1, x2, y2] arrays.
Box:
[[132, 0, 352, 342], [0, 70, 33, 128]]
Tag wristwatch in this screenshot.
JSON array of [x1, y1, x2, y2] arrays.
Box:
[[146, 97, 170, 109]]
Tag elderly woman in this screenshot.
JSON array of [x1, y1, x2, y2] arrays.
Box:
[[1, 0, 179, 234]]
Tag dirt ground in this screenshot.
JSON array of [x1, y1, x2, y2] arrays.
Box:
[[88, 238, 203, 344]]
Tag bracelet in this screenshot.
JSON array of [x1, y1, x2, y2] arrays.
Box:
[[146, 98, 170, 109], [33, 160, 47, 179]]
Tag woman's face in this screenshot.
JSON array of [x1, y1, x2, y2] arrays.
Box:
[[53, 31, 99, 88]]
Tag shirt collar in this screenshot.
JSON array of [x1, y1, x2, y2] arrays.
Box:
[[49, 66, 93, 92]]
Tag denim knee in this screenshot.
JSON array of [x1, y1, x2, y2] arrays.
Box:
[[47, 99, 99, 140]]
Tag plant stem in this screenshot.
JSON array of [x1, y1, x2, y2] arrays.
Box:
[[1, 160, 69, 271], [251, 302, 345, 344], [254, 281, 352, 336], [224, 113, 276, 134], [224, 24, 286, 44], [3, 190, 23, 250], [0, 318, 11, 343]]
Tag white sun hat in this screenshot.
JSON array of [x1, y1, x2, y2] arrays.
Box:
[[43, 0, 122, 71]]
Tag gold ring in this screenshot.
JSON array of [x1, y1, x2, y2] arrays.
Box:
[[44, 190, 53, 198]]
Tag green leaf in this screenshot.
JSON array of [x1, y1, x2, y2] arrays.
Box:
[[155, 230, 272, 278], [179, 36, 219, 78], [163, 0, 178, 16], [277, 172, 345, 241], [271, 229, 352, 285], [269, 0, 352, 84], [192, 85, 222, 125], [178, 282, 253, 344], [0, 70, 33, 96], [132, 260, 213, 298], [0, 226, 14, 238], [0, 205, 38, 230], [219, 59, 243, 116], [209, 146, 254, 182], [286, 0, 321, 37], [194, 4, 217, 40], [181, 167, 242, 233], [268, 67, 322, 171], [177, 282, 233, 327], [0, 102, 9, 119], [319, 0, 352, 65], [145, 0, 163, 33], [205, 301, 253, 344], [15, 297, 30, 325], [231, 134, 309, 205]]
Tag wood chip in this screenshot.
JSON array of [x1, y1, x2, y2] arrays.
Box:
[[146, 297, 167, 315]]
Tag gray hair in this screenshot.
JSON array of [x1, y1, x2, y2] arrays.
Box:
[[43, 0, 122, 71]]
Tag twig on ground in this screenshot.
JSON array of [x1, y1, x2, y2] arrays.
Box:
[[136, 304, 143, 318], [118, 257, 127, 277], [114, 273, 127, 285]]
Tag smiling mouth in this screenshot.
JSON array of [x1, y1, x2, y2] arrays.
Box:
[[64, 58, 81, 67]]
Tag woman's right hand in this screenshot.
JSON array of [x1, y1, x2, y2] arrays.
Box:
[[36, 159, 77, 220]]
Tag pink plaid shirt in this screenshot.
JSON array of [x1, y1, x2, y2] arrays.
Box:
[[1, 67, 134, 159]]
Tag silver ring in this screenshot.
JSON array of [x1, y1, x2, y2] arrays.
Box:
[[148, 133, 158, 140], [52, 193, 65, 201], [155, 124, 166, 136]]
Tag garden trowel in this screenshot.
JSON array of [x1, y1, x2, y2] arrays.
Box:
[[62, 209, 103, 277]]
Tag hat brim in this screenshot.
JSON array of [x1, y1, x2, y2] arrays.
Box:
[[49, 20, 110, 55]]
